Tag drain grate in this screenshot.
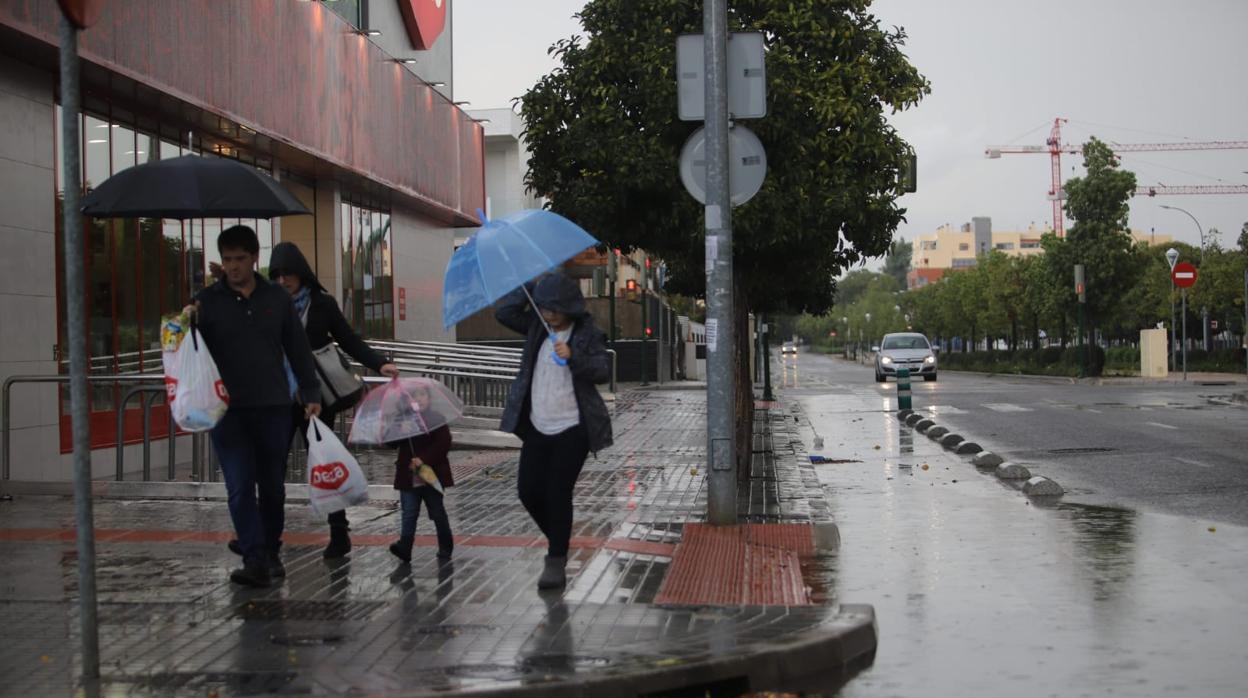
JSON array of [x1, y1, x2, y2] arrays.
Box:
[[269, 633, 346, 646], [1047, 447, 1115, 455], [521, 654, 612, 671], [234, 599, 386, 622], [110, 671, 300, 694], [414, 624, 500, 636]]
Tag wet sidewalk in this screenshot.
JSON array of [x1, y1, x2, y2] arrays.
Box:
[[0, 388, 874, 697]]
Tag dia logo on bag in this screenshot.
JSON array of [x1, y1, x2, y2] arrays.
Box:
[[310, 462, 349, 490]]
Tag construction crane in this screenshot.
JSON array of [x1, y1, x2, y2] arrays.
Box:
[[986, 117, 1248, 236]]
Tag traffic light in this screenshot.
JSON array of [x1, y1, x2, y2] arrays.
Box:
[[645, 327, 652, 337], [625, 279, 637, 291]]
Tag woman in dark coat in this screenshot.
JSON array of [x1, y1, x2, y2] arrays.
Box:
[[495, 272, 612, 590], [222, 242, 399, 558]]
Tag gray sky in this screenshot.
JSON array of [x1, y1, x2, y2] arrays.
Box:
[[453, 0, 1248, 254]]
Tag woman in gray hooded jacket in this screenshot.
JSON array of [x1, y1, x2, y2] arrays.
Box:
[[496, 273, 613, 589]]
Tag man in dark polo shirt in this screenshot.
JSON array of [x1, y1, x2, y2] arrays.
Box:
[[190, 225, 322, 587]]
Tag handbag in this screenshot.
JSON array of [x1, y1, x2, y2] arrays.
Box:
[[300, 300, 365, 410], [312, 342, 365, 410]]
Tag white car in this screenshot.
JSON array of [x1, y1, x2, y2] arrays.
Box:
[[781, 342, 798, 356], [874, 332, 937, 382]]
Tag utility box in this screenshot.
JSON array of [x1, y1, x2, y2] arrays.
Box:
[[1139, 328, 1168, 378]]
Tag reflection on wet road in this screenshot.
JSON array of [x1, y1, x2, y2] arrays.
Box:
[[778, 350, 1248, 696]]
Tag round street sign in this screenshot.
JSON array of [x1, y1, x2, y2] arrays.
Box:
[[1172, 261, 1198, 288], [679, 125, 767, 207]]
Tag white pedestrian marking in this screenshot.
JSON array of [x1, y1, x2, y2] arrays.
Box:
[[1175, 457, 1213, 469], [982, 403, 1033, 412], [1145, 421, 1178, 430]]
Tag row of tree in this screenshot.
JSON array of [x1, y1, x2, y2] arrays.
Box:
[[789, 140, 1248, 351]]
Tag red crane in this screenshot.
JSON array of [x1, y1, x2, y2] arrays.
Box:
[[986, 117, 1248, 236]]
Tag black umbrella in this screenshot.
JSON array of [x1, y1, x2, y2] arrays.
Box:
[[80, 154, 310, 219]]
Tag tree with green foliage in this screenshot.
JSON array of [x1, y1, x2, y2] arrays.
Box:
[[523, 0, 928, 314], [1060, 138, 1138, 341], [883, 238, 912, 289], [522, 0, 928, 469]]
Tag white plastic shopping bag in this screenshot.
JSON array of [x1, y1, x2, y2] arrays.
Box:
[[168, 327, 229, 432], [306, 417, 369, 516]]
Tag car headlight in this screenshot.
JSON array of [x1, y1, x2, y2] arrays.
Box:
[[881, 356, 893, 365], [924, 355, 936, 364]]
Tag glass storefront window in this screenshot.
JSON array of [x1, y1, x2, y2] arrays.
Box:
[[340, 200, 393, 339], [53, 104, 287, 447]]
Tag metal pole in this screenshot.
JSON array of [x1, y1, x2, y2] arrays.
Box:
[[59, 14, 101, 680], [1078, 301, 1085, 378], [608, 253, 616, 352], [1182, 288, 1188, 380], [704, 0, 736, 524], [762, 314, 774, 401], [640, 290, 649, 386], [1243, 270, 1247, 378], [1170, 279, 1176, 373]]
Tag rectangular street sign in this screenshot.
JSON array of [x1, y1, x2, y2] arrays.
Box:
[[676, 32, 767, 121]]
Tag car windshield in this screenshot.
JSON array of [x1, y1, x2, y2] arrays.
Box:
[[882, 336, 929, 350]]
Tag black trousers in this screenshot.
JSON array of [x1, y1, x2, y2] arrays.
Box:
[[290, 403, 351, 529], [517, 424, 590, 557]]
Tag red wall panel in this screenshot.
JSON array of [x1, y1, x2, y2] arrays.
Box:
[[2, 0, 484, 224]]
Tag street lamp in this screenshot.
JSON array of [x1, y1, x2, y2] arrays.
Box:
[[1160, 205, 1210, 350], [1165, 247, 1179, 373]]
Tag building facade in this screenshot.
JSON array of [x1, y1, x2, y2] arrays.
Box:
[[907, 219, 1173, 289], [0, 0, 483, 481]]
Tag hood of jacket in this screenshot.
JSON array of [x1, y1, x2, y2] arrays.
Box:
[[532, 273, 587, 317], [268, 241, 325, 292]]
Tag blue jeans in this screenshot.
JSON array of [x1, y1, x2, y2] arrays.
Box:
[[399, 487, 453, 553], [211, 406, 293, 565]]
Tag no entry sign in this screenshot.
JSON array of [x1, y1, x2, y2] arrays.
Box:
[[1172, 262, 1198, 288]]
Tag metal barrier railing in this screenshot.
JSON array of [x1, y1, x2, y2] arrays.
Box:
[[4, 339, 618, 482]]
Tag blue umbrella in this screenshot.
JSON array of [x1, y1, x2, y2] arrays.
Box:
[[442, 209, 599, 330]]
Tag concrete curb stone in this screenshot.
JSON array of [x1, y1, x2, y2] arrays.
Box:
[[1023, 476, 1064, 497], [939, 433, 965, 449], [914, 419, 935, 433], [955, 441, 982, 455], [995, 462, 1031, 480], [926, 426, 949, 439], [904, 413, 924, 427], [971, 451, 1004, 468]]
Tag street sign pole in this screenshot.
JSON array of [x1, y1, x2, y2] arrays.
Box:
[[704, 0, 736, 525], [1182, 288, 1188, 380], [58, 11, 101, 682], [1074, 264, 1086, 378]]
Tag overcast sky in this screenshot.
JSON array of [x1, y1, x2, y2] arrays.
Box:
[[453, 0, 1248, 255]]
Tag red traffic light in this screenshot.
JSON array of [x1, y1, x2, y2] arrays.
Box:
[[626, 279, 637, 291], [645, 257, 651, 269], [645, 327, 652, 337]]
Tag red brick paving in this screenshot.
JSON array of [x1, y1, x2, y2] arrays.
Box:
[[654, 523, 814, 606]]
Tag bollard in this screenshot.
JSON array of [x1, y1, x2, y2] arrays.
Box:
[[896, 368, 912, 411]]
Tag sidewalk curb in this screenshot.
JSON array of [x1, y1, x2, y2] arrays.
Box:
[[457, 605, 878, 698]]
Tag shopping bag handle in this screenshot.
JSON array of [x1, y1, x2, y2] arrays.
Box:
[[310, 416, 323, 443], [189, 319, 200, 351]]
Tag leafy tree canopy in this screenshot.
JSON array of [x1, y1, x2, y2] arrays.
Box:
[[521, 0, 928, 316], [883, 237, 912, 289]]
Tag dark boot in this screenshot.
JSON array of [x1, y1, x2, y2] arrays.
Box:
[[268, 553, 286, 579], [323, 525, 352, 559], [537, 555, 567, 590], [389, 536, 413, 563], [229, 560, 271, 588], [228, 539, 242, 556]]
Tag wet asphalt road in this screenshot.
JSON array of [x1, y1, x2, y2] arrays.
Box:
[[774, 351, 1248, 697], [778, 351, 1248, 526]]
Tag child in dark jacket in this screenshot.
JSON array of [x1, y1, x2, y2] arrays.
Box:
[[387, 386, 455, 563]]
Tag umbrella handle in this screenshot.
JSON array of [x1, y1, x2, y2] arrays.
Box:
[[519, 284, 568, 366]]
